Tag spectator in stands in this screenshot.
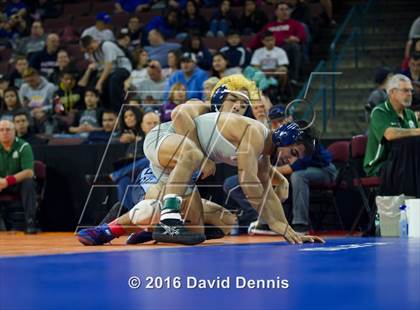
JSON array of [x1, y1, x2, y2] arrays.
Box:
[[366, 67, 392, 117], [146, 8, 184, 40], [402, 39, 420, 71], [238, 0, 268, 35], [81, 12, 115, 43], [316, 0, 336, 26], [124, 47, 150, 92], [29, 0, 60, 20], [115, 0, 151, 13], [220, 29, 251, 69], [210, 52, 241, 79], [268, 104, 289, 130], [126, 15, 144, 49], [287, 0, 314, 61], [4, 0, 27, 18], [15, 21, 46, 58], [163, 52, 208, 101], [182, 0, 208, 36], [81, 35, 132, 111], [49, 49, 79, 85], [0, 87, 23, 121], [401, 52, 420, 108], [9, 55, 28, 89], [69, 88, 102, 136], [207, 0, 238, 37], [404, 17, 420, 62], [161, 82, 187, 122], [19, 67, 57, 129], [0, 74, 10, 100], [29, 32, 60, 78], [6, 6, 27, 39], [162, 49, 182, 79], [134, 60, 167, 107], [141, 110, 160, 134], [250, 30, 289, 94], [203, 76, 220, 102], [119, 105, 144, 144], [168, 0, 188, 10], [364, 74, 420, 177], [408, 16, 420, 40], [248, 2, 306, 83], [52, 69, 85, 132], [86, 110, 119, 144], [116, 29, 131, 50], [144, 29, 181, 68], [275, 122, 337, 234], [251, 91, 272, 127], [0, 119, 38, 234], [0, 14, 16, 49], [13, 110, 45, 146], [182, 32, 213, 71]]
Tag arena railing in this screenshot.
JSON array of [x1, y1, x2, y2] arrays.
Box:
[[297, 0, 376, 133]]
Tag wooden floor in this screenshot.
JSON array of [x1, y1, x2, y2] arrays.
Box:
[[0, 232, 292, 257]]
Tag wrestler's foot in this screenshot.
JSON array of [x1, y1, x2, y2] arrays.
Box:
[[76, 224, 115, 246], [152, 220, 206, 245], [126, 231, 153, 245]]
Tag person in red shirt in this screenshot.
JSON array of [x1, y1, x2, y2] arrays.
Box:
[[248, 2, 306, 83]]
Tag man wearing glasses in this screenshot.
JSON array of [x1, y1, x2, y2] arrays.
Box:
[[0, 120, 38, 233], [364, 74, 420, 177]]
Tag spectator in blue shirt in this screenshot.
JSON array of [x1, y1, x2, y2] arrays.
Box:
[[5, 0, 27, 18], [114, 0, 151, 13], [144, 29, 181, 67], [274, 124, 337, 234], [163, 52, 208, 101]]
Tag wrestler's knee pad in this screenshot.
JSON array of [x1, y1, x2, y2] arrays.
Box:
[[202, 200, 237, 235], [128, 199, 161, 226]]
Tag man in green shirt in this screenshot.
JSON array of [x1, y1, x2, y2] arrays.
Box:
[[0, 120, 38, 234], [364, 74, 420, 177]]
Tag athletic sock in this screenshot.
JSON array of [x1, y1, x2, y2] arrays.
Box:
[[108, 220, 127, 237], [160, 194, 183, 226]]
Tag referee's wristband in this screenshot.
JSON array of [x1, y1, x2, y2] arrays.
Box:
[[5, 175, 17, 187]]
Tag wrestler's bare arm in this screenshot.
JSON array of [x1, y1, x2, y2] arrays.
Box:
[[171, 100, 210, 148]]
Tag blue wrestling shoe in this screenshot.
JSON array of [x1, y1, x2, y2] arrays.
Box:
[[126, 231, 153, 245], [76, 224, 115, 246]]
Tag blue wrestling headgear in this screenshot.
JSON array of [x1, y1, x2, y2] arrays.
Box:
[[210, 84, 252, 112], [272, 122, 303, 147]]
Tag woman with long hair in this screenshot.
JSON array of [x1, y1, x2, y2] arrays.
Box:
[[182, 32, 212, 70], [124, 48, 150, 91], [160, 83, 187, 122], [0, 87, 24, 121], [119, 105, 144, 144], [211, 52, 241, 78], [162, 49, 182, 79]]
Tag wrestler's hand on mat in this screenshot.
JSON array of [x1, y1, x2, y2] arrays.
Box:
[[270, 222, 302, 244], [300, 235, 325, 243], [200, 159, 216, 179]]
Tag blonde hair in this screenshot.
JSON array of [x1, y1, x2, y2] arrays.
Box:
[[203, 77, 220, 88], [211, 74, 259, 105]]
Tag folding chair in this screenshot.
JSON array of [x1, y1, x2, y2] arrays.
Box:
[[0, 161, 47, 229], [309, 141, 350, 231], [349, 135, 381, 234]]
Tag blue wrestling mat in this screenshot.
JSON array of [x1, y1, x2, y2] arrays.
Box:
[[1, 237, 419, 309]]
